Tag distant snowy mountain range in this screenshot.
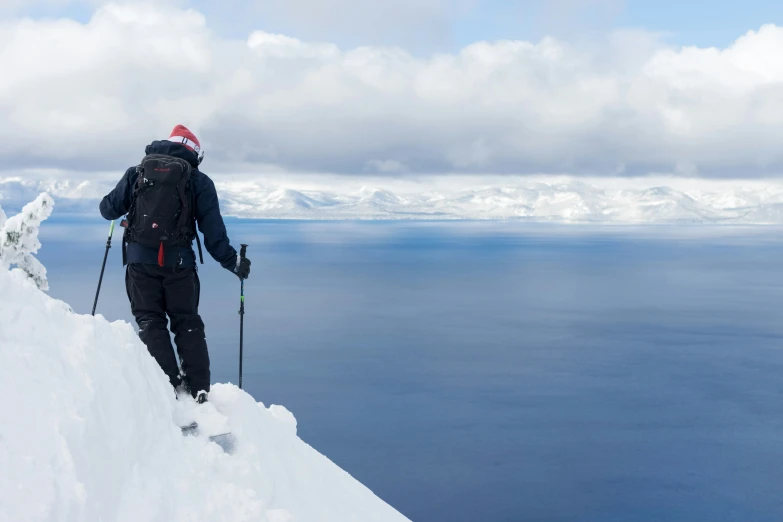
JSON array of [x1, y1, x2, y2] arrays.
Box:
[[5, 175, 783, 223]]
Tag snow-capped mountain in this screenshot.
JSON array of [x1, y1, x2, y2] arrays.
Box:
[[7, 175, 783, 223]]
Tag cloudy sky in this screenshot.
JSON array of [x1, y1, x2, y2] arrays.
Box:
[[1, 0, 783, 183]]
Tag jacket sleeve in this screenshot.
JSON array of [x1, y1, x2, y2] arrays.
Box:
[[194, 173, 238, 269], [99, 167, 135, 220]]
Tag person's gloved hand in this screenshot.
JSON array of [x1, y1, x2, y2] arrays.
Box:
[[231, 255, 251, 280]]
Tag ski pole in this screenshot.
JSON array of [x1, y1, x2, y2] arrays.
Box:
[[92, 220, 115, 316], [238, 244, 248, 389]]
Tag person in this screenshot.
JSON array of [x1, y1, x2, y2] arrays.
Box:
[[99, 125, 251, 403]]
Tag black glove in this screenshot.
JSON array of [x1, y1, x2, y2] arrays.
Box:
[[231, 255, 251, 280]]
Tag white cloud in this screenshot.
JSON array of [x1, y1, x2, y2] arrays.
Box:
[[181, 0, 483, 53], [1, 2, 783, 179], [365, 159, 410, 174], [190, 0, 625, 52]]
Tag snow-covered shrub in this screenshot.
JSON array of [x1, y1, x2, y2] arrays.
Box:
[[0, 193, 54, 291]]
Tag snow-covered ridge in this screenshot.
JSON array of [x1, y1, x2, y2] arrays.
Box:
[[213, 178, 783, 223], [7, 175, 783, 223], [0, 195, 410, 522]]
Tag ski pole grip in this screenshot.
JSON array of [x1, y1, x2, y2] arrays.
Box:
[[240, 244, 248, 260]]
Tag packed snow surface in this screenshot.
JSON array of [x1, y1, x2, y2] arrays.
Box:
[[0, 197, 409, 522], [7, 174, 783, 223]]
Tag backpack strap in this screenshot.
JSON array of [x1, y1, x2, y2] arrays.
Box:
[[170, 159, 193, 241], [190, 176, 204, 264], [121, 165, 144, 266], [195, 229, 204, 264]]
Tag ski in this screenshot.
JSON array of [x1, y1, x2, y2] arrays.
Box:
[[180, 421, 199, 435], [180, 421, 236, 454]]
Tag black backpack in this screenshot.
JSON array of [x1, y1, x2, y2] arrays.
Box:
[[123, 154, 203, 266]]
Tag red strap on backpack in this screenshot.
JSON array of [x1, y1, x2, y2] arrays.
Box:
[[158, 242, 164, 267]]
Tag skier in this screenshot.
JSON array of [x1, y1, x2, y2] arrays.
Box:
[[99, 125, 251, 404]]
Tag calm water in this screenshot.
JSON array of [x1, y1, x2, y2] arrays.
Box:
[[38, 219, 783, 522]]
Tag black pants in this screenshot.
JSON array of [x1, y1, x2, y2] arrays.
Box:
[[125, 264, 210, 395]]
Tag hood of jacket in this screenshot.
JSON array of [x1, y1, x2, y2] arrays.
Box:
[[144, 140, 201, 168]]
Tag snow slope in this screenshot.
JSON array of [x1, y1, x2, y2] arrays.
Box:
[[0, 198, 410, 521]]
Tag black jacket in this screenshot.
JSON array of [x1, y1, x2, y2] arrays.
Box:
[[100, 141, 237, 269]]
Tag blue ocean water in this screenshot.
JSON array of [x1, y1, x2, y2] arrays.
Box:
[[37, 219, 783, 522]]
